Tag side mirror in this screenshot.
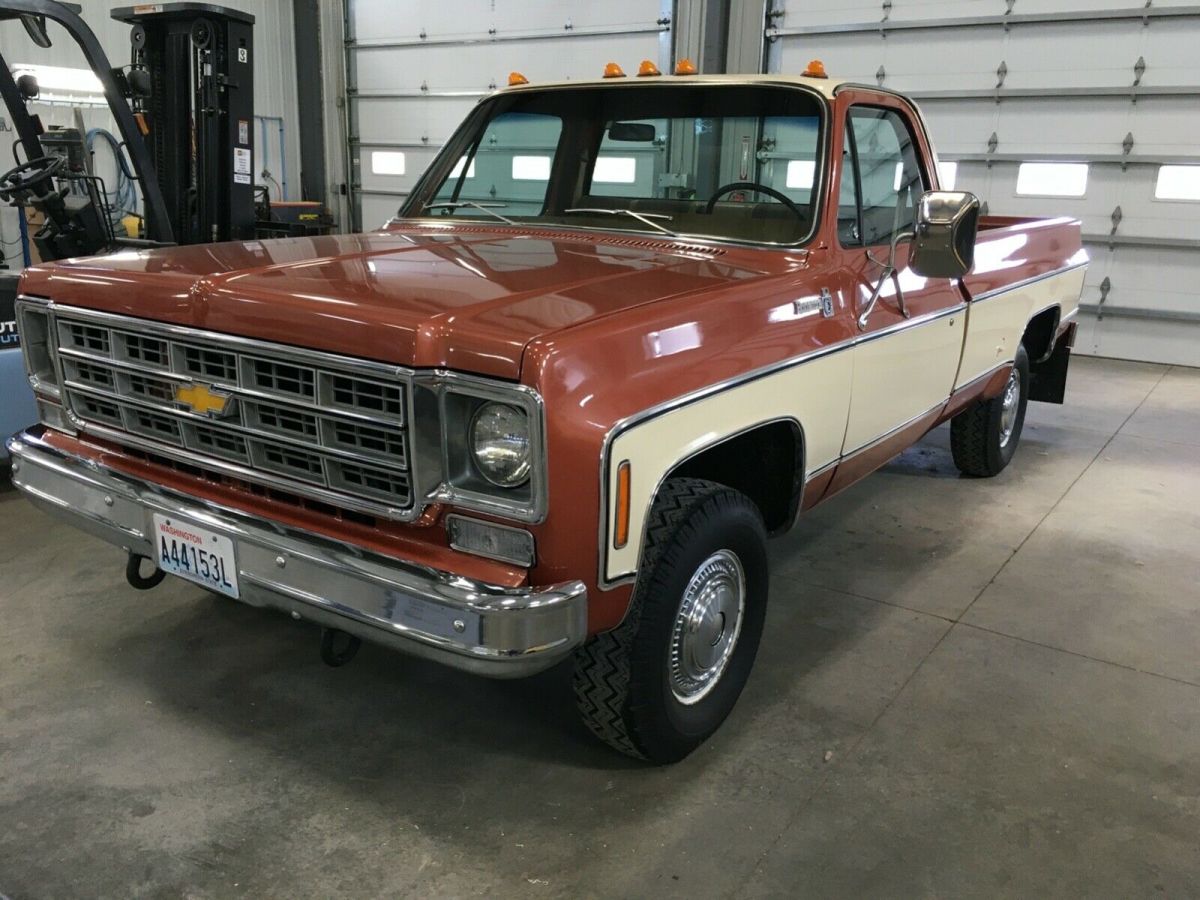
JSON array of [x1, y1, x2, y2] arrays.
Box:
[[910, 190, 980, 279]]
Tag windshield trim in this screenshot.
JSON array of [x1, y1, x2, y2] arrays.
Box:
[[397, 81, 830, 251]]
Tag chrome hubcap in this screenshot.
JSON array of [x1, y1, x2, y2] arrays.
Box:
[[999, 368, 1021, 448], [669, 549, 746, 705]]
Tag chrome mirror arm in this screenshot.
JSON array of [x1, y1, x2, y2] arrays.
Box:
[[857, 231, 914, 330]]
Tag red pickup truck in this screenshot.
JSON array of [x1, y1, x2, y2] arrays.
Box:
[[9, 68, 1085, 762]]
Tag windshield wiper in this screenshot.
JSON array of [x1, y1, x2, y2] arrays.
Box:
[[423, 201, 515, 225], [564, 207, 678, 237]]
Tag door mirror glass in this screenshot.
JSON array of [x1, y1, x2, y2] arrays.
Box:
[[910, 190, 980, 278]]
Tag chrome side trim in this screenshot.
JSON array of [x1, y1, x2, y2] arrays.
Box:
[[969, 261, 1088, 304], [595, 302, 966, 589], [840, 399, 946, 459], [856, 302, 963, 345], [594, 265, 1088, 588], [806, 458, 838, 481]]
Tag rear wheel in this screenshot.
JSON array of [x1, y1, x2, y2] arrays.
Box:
[[951, 343, 1030, 477], [573, 478, 768, 763]]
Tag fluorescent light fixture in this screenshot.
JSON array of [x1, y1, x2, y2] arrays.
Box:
[[10, 63, 104, 101], [786, 159, 815, 189], [593, 156, 636, 184], [370, 151, 406, 176], [1155, 165, 1200, 201], [512, 155, 551, 181], [937, 161, 958, 190], [449, 156, 476, 178], [1016, 162, 1088, 197]]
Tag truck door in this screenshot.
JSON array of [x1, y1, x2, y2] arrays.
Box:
[[833, 98, 966, 465]]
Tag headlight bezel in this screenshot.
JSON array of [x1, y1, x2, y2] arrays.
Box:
[[412, 372, 547, 524]]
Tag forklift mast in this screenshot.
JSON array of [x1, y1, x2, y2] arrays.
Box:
[[0, 0, 175, 248], [112, 3, 256, 245]]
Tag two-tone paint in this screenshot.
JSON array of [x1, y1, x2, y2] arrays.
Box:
[[15, 75, 1085, 638]]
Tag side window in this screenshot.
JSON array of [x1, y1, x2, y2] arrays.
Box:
[[841, 107, 925, 247]]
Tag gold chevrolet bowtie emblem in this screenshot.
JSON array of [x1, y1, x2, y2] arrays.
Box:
[[174, 382, 234, 418]]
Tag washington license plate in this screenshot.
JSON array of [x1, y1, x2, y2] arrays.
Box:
[[151, 514, 239, 598]]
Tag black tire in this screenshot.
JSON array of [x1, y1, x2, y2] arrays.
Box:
[[951, 343, 1030, 477], [573, 477, 769, 763]]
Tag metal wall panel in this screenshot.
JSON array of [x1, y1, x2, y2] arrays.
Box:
[[768, 1, 1200, 365], [345, 0, 672, 231]]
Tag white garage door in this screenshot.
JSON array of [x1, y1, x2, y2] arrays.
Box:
[[766, 1, 1200, 366], [345, 0, 672, 231]]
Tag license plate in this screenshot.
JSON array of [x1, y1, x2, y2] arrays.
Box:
[[151, 513, 239, 598]]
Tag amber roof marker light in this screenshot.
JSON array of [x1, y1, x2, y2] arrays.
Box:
[[603, 62, 627, 78], [637, 60, 662, 77], [674, 58, 698, 75], [507, 71, 529, 86], [802, 59, 828, 78]]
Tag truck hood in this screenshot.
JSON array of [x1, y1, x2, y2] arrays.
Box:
[[20, 225, 771, 380]]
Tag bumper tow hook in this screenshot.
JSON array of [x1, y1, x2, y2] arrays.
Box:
[[126, 553, 167, 590], [320, 627, 362, 667]]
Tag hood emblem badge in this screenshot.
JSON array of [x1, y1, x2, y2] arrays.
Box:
[[175, 382, 235, 418], [820, 287, 835, 318]]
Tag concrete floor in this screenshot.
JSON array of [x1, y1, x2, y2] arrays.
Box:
[[1, 355, 1198, 898]]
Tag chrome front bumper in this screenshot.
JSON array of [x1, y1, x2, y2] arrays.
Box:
[[7, 429, 586, 677]]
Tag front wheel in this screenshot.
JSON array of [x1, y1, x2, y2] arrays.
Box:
[[951, 343, 1030, 477], [573, 478, 768, 763]]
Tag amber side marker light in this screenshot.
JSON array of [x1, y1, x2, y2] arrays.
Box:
[[603, 62, 626, 78], [614, 461, 632, 549], [674, 58, 698, 75], [637, 59, 661, 77], [508, 71, 529, 86], [803, 59, 828, 78]]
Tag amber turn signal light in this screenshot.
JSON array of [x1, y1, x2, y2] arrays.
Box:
[[603, 62, 626, 78], [674, 58, 698, 75], [803, 59, 828, 78], [637, 59, 661, 77], [614, 461, 632, 549], [508, 71, 529, 86]]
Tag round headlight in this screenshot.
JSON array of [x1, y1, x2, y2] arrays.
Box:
[[470, 402, 531, 487]]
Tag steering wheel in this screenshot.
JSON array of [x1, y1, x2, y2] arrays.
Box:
[[704, 181, 804, 218], [0, 155, 66, 203]]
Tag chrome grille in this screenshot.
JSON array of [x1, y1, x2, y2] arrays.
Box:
[[53, 307, 414, 517]]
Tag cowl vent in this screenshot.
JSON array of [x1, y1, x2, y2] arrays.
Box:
[[395, 222, 726, 257]]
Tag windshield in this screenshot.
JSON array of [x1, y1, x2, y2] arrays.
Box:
[[401, 83, 825, 246]]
